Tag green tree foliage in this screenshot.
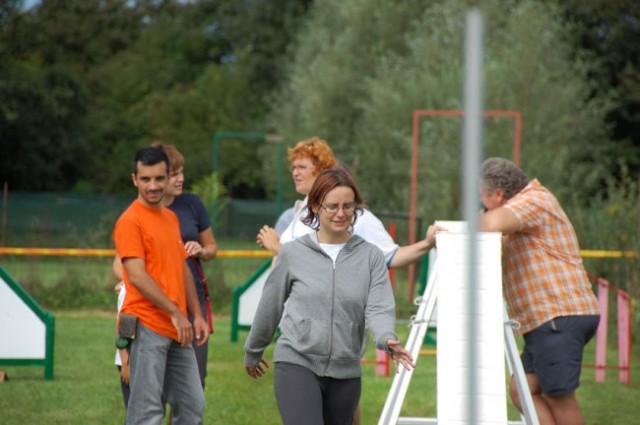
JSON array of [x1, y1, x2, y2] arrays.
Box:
[[189, 172, 227, 232], [0, 0, 311, 195], [557, 0, 640, 180], [78, 0, 275, 194], [1, 0, 636, 213], [0, 59, 91, 190], [268, 0, 613, 220], [1, 0, 149, 191]]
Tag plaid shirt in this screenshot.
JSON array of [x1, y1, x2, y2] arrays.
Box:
[[502, 179, 599, 334]]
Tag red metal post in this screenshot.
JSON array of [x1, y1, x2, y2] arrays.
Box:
[[408, 109, 522, 300]]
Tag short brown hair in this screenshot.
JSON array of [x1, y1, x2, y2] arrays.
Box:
[[288, 137, 336, 176], [302, 168, 364, 230], [151, 141, 185, 172], [480, 157, 529, 199]]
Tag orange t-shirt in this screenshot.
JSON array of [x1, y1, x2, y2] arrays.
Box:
[[113, 200, 188, 341]]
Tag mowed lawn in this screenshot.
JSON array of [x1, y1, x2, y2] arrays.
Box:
[[0, 311, 639, 424]]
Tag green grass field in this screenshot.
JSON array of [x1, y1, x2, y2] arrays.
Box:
[[1, 246, 639, 424], [0, 311, 638, 424]]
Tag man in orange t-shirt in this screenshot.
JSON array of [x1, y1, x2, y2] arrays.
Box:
[[113, 146, 209, 424], [480, 157, 599, 425]]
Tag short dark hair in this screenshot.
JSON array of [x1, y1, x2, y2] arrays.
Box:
[[302, 168, 364, 230], [480, 157, 529, 199], [132, 146, 170, 175]]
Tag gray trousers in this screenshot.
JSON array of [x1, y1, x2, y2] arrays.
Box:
[[274, 362, 361, 425], [126, 322, 204, 425]]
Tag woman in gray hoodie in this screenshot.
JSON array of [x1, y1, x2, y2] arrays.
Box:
[[244, 168, 414, 425]]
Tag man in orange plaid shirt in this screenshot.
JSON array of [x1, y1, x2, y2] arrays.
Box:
[[479, 157, 600, 425]]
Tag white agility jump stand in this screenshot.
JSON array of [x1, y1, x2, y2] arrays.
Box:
[[378, 230, 539, 425], [0, 267, 55, 380], [230, 259, 271, 342]]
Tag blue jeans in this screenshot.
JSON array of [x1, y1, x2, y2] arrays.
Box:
[[126, 322, 204, 425]]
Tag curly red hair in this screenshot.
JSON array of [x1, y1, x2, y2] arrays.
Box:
[[287, 137, 336, 175]]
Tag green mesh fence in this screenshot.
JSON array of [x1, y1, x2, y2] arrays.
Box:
[[0, 192, 285, 247], [0, 192, 132, 248], [0, 191, 418, 247], [217, 199, 282, 239]]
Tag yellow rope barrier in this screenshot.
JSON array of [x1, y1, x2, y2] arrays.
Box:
[[0, 247, 272, 258], [579, 250, 636, 259], [0, 247, 635, 259]]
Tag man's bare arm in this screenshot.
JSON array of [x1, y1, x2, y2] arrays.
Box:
[[122, 257, 193, 346], [479, 207, 520, 234]]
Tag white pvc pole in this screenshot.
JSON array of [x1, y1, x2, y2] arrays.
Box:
[[462, 9, 484, 425]]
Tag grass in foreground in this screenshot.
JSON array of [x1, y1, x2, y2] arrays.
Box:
[[0, 312, 639, 424]]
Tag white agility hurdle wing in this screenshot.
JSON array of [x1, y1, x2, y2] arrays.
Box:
[[377, 226, 538, 425]]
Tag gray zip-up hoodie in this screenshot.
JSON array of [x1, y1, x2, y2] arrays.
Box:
[[244, 232, 397, 379]]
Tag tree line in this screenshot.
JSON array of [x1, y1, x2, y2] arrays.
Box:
[[0, 0, 311, 197], [1, 0, 638, 215]]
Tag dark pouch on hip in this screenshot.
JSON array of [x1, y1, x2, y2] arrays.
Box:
[[119, 313, 137, 338], [116, 313, 137, 349]]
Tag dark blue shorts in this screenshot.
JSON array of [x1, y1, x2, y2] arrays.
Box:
[[521, 315, 600, 396]]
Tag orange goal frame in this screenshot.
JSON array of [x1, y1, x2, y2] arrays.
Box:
[[407, 109, 522, 296]]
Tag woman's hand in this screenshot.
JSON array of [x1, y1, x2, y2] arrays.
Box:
[[425, 223, 447, 250], [256, 225, 281, 255], [120, 350, 130, 385], [387, 339, 415, 372], [184, 241, 204, 258], [245, 359, 270, 379]]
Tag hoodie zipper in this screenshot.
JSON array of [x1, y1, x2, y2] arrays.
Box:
[[323, 255, 337, 375], [307, 235, 356, 376]]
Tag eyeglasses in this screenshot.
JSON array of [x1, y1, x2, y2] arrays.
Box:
[[321, 203, 356, 214]]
